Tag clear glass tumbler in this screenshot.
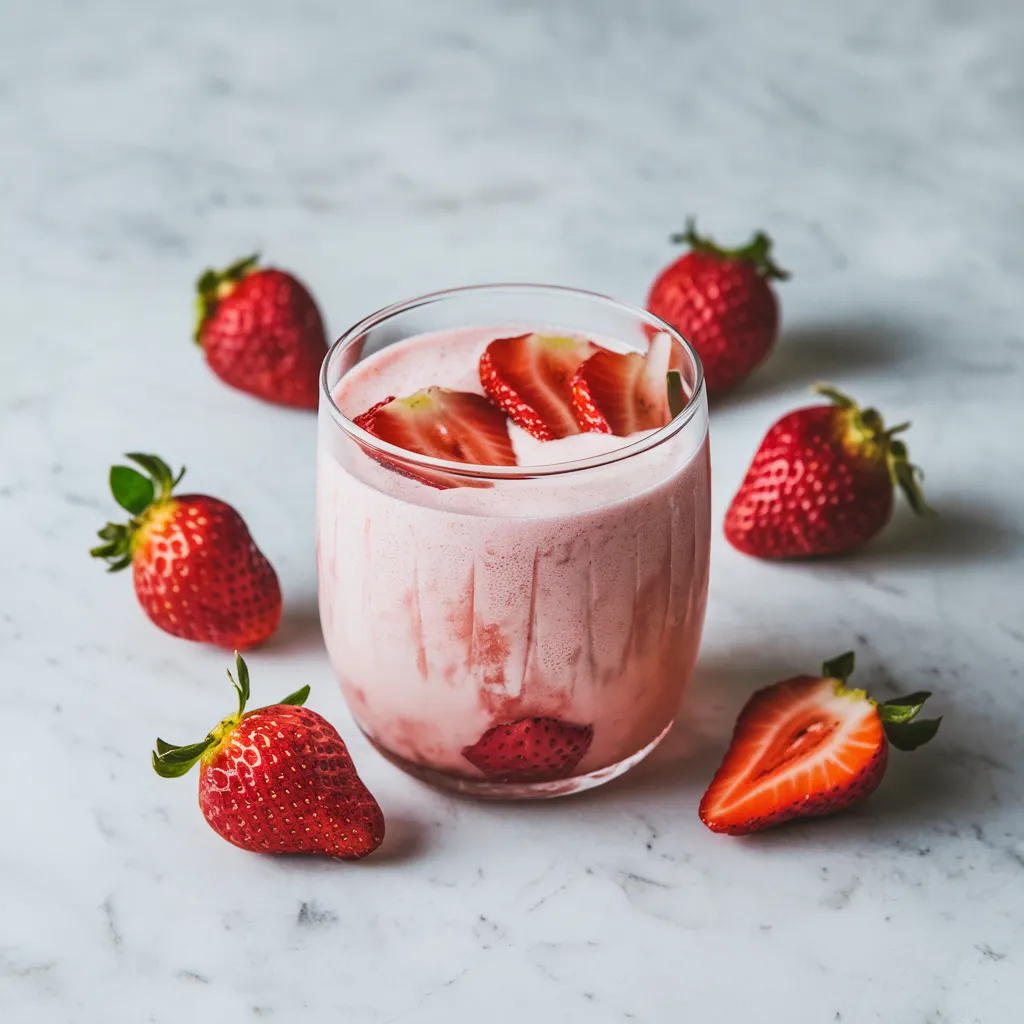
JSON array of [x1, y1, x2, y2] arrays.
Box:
[[317, 285, 710, 798]]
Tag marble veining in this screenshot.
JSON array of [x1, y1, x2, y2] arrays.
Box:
[[2, 0, 1023, 1021]]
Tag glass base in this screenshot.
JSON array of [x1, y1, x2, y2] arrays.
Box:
[[362, 720, 675, 800]]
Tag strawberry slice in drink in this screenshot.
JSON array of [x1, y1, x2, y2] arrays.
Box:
[[353, 388, 517, 489], [571, 331, 689, 436], [479, 333, 597, 440], [462, 716, 594, 783]]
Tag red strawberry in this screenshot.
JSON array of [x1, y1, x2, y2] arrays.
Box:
[[153, 654, 384, 859], [91, 454, 281, 649], [354, 388, 516, 489], [700, 651, 941, 835], [462, 717, 593, 782], [725, 385, 933, 559], [479, 333, 597, 439], [570, 330, 688, 435], [195, 255, 327, 410], [646, 218, 788, 395]]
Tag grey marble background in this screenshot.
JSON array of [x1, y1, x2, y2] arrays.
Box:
[[2, 1, 1023, 1021]]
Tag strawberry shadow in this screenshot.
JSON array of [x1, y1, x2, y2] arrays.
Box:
[[261, 595, 324, 656], [360, 813, 432, 865], [837, 499, 1022, 571], [712, 317, 919, 409]]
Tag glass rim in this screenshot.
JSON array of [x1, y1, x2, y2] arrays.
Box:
[[319, 282, 706, 481]]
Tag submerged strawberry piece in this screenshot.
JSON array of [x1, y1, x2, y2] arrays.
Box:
[[571, 331, 688, 436], [353, 388, 516, 489], [480, 333, 597, 440], [699, 651, 941, 835], [462, 717, 594, 782]]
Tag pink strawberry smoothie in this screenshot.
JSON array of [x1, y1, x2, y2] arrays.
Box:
[[317, 326, 711, 794]]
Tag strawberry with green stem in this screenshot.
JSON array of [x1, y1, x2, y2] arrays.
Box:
[[91, 453, 281, 648], [724, 384, 933, 559], [647, 218, 789, 395], [195, 254, 327, 410], [153, 654, 385, 859]]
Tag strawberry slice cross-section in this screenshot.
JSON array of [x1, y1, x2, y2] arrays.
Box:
[[699, 651, 941, 835], [353, 388, 517, 489], [571, 331, 688, 436], [479, 333, 597, 440]]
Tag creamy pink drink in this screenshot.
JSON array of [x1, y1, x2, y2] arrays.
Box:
[[317, 286, 710, 797]]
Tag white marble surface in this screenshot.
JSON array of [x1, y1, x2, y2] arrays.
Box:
[[3, 1, 1023, 1021]]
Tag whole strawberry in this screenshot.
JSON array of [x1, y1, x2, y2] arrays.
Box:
[[700, 650, 941, 835], [725, 385, 932, 559], [194, 254, 327, 409], [646, 218, 788, 394], [153, 654, 385, 859], [91, 453, 281, 648]]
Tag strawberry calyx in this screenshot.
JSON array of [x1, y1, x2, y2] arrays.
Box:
[[821, 650, 941, 753], [667, 368, 687, 419], [194, 253, 260, 343], [670, 217, 790, 281], [90, 453, 186, 572], [152, 653, 310, 779], [812, 384, 934, 517]]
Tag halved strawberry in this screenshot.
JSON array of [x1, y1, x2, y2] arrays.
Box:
[[353, 388, 516, 489], [462, 717, 594, 782], [571, 331, 688, 435], [479, 333, 597, 440], [699, 651, 941, 835]]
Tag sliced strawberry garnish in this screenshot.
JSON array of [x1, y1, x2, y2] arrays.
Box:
[[571, 331, 688, 436], [462, 716, 593, 782], [353, 388, 516, 489], [479, 333, 597, 440], [699, 652, 941, 835], [352, 395, 396, 432]]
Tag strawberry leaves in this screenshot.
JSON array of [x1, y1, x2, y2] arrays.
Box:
[[279, 685, 312, 707], [194, 253, 260, 343], [229, 650, 251, 717], [91, 453, 186, 572], [667, 369, 686, 419], [878, 692, 942, 751], [151, 736, 218, 779], [152, 653, 310, 779], [110, 466, 154, 515], [821, 652, 942, 751], [822, 651, 856, 683], [671, 217, 790, 281]]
